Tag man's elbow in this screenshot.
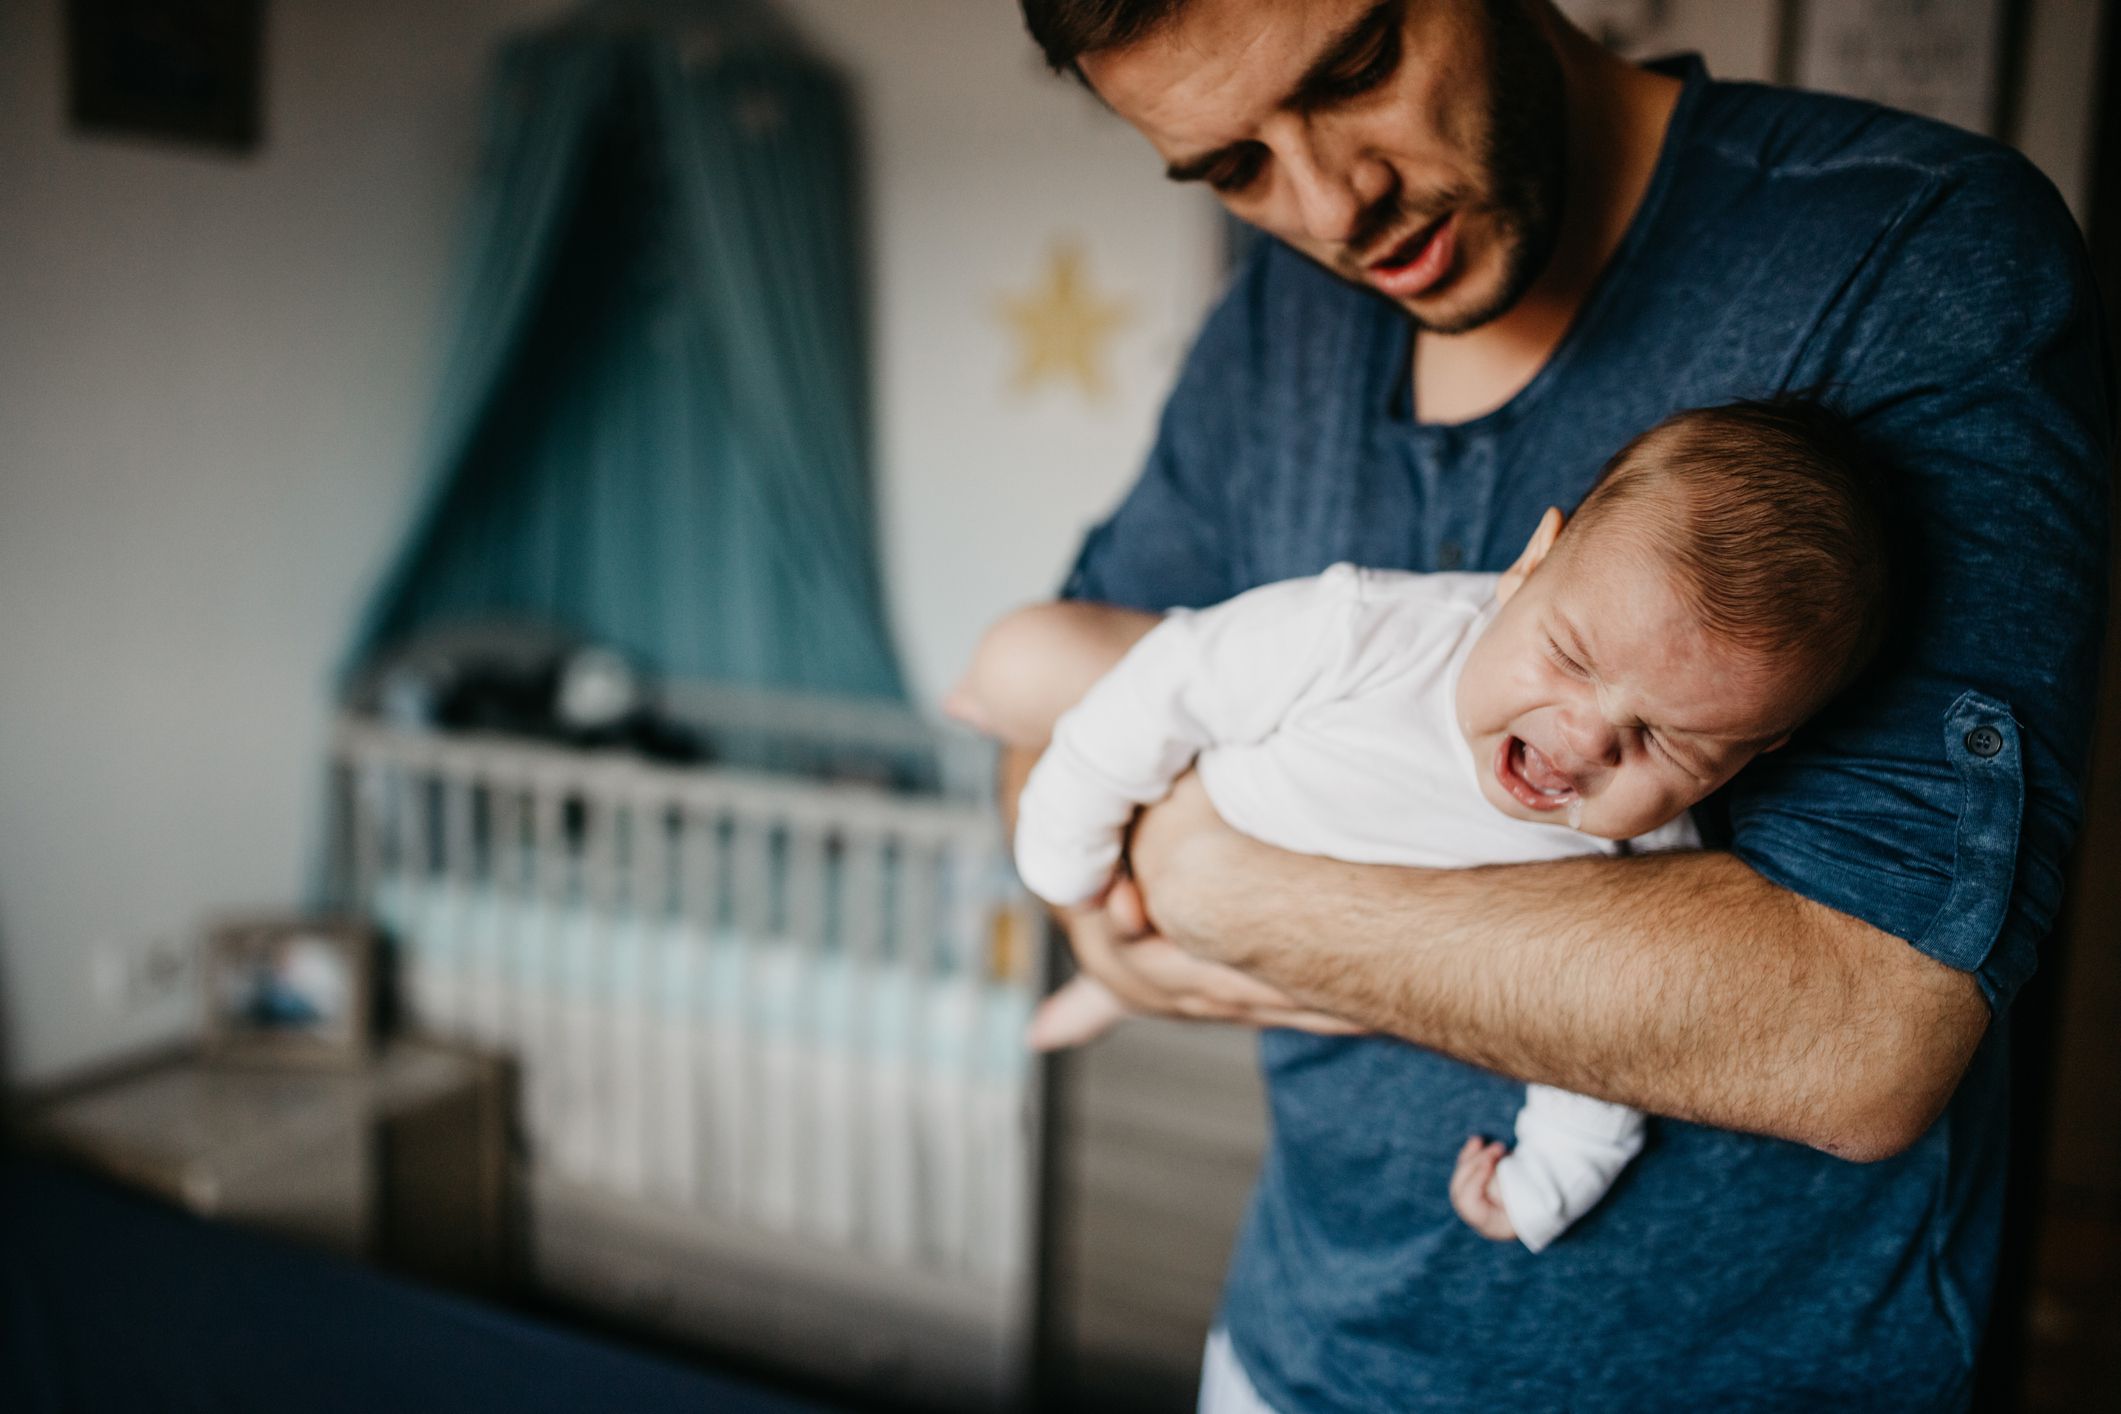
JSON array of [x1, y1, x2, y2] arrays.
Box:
[[947, 606, 1050, 746], [1754, 902, 1993, 1163], [948, 600, 1157, 749], [1805, 986, 1990, 1164], [1812, 1091, 1949, 1164]]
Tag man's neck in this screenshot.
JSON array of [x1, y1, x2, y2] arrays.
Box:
[[1412, 26, 1683, 426]]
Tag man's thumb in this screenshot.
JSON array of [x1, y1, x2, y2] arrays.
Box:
[[1106, 873, 1152, 938]]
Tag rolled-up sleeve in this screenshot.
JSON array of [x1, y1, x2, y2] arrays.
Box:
[[1728, 151, 2112, 1012]]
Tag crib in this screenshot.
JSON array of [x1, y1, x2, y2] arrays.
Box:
[[326, 690, 1047, 1408]]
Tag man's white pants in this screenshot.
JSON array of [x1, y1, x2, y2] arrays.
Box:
[[1198, 1329, 1281, 1414]]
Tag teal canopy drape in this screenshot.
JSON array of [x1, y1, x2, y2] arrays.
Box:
[[340, 0, 904, 701]]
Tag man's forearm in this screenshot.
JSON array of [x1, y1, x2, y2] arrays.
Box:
[[1141, 816, 1989, 1160]]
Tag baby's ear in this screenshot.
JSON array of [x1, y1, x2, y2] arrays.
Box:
[[1496, 507, 1565, 604]]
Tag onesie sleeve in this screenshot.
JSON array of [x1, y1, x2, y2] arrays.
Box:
[[1492, 1085, 1647, 1254], [1014, 568, 1362, 906]]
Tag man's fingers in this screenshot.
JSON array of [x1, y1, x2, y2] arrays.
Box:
[[1126, 768, 1227, 900], [1056, 907, 1174, 1015], [1239, 1006, 1368, 1035], [1104, 872, 1152, 939], [1054, 906, 1366, 1034], [1122, 939, 1299, 1009]]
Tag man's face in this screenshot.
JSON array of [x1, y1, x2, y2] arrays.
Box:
[[1454, 518, 1802, 839], [1079, 0, 1568, 333]]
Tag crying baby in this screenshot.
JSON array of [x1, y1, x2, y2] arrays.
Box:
[[953, 398, 1890, 1252]]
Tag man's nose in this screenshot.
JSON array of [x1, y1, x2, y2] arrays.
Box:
[[1274, 123, 1378, 246]]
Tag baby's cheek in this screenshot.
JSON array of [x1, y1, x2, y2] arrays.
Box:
[[1648, 777, 1696, 824], [1604, 778, 1688, 840]]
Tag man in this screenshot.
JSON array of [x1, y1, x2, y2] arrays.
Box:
[[1005, 0, 2111, 1408]]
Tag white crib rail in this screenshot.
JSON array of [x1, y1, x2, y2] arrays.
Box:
[[328, 712, 1045, 1399]]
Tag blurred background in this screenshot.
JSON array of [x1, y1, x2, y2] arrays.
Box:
[[0, 1, 2113, 1410]]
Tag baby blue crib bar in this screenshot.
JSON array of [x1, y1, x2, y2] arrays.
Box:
[[328, 691, 1044, 1409]]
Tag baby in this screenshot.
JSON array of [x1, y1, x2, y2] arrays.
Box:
[[951, 400, 1890, 1252]]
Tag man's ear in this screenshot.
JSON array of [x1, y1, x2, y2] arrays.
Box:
[[1495, 507, 1565, 605]]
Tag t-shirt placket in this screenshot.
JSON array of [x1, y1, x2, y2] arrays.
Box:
[[1402, 426, 1502, 573]]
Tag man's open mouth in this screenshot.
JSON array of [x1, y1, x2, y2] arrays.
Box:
[[1365, 211, 1458, 300], [1495, 735, 1577, 812]]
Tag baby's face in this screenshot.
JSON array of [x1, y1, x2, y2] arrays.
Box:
[[1455, 513, 1808, 839]]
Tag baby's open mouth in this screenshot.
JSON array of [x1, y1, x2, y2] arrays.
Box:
[[1496, 735, 1577, 812]]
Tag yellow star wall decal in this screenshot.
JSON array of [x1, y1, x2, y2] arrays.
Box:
[[995, 240, 1133, 400]]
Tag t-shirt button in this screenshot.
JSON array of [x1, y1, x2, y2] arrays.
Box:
[[1437, 541, 1464, 571], [1965, 725, 2004, 758]]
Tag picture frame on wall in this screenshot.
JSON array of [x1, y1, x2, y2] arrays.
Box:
[[202, 916, 376, 1068], [1792, 0, 2011, 137], [65, 0, 266, 153]]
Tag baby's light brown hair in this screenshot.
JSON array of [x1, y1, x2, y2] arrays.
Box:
[[1562, 400, 1893, 718]]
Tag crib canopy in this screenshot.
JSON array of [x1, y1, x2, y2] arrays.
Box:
[[340, 0, 904, 701]]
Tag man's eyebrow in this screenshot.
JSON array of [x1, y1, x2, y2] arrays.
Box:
[[1165, 147, 1238, 185], [1163, 0, 1403, 184], [1286, 0, 1404, 110]]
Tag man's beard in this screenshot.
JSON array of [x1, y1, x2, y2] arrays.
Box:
[[1360, 0, 1569, 335], [1457, 0, 1570, 330]]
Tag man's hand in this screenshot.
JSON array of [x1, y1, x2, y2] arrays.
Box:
[[1045, 872, 1364, 1037], [1122, 769, 1244, 922], [1002, 743, 1362, 1042]]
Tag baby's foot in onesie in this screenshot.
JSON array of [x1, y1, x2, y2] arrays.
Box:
[[1027, 974, 1130, 1051]]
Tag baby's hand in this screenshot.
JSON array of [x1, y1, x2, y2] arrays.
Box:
[[1449, 1136, 1518, 1242], [1012, 805, 1126, 908], [1026, 974, 1130, 1051]]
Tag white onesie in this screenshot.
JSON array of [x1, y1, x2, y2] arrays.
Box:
[[1015, 563, 1697, 1253]]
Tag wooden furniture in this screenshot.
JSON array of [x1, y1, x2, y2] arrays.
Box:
[[1044, 1019, 1268, 1412], [22, 1039, 511, 1294]]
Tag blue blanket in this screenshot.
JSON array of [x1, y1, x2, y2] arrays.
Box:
[[0, 1155, 832, 1413]]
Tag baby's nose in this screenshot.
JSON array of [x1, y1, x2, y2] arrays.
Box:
[[1557, 712, 1623, 769]]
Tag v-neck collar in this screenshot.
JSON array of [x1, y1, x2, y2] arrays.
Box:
[[1379, 53, 1711, 432]]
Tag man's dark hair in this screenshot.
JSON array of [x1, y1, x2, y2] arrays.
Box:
[[1566, 399, 1894, 709], [1019, 0, 1184, 74]]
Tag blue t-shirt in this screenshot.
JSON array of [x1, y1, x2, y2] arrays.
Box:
[[1061, 58, 2111, 1411]]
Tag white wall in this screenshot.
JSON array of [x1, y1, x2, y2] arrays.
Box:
[[0, 0, 574, 1082], [0, 0, 2104, 1083]]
